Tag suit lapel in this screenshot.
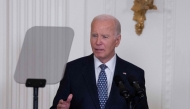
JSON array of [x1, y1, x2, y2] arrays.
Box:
[[81, 54, 100, 109], [105, 55, 124, 109], [81, 54, 127, 109]]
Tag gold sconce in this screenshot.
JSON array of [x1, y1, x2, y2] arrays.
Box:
[[131, 0, 157, 35]]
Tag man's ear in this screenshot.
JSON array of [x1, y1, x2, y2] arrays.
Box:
[[115, 35, 121, 47]]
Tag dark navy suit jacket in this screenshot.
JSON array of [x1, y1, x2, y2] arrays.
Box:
[[50, 54, 149, 109]]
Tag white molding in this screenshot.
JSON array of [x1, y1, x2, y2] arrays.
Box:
[[0, 0, 8, 109], [188, 52, 190, 109], [162, 0, 176, 109]]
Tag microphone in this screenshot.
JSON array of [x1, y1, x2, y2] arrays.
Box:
[[128, 75, 144, 98], [114, 75, 130, 99]]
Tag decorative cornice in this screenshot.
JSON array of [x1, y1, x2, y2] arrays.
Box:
[[162, 0, 176, 109]]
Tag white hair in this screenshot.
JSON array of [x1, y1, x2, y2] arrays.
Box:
[[92, 14, 121, 36]]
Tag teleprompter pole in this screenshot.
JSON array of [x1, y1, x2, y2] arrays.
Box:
[[26, 79, 46, 109]]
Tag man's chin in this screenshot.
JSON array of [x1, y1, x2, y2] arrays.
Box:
[[94, 54, 104, 59]]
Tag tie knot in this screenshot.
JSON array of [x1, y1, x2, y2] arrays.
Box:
[[99, 64, 107, 71]]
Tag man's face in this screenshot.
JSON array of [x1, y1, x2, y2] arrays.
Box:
[[90, 20, 121, 63]]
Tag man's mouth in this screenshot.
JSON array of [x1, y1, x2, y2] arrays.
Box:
[[95, 49, 104, 52]]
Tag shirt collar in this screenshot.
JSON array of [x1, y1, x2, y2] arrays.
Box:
[[94, 54, 116, 73]]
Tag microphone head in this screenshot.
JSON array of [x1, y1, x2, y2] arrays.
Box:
[[114, 75, 124, 86], [114, 75, 130, 98], [128, 75, 137, 85]]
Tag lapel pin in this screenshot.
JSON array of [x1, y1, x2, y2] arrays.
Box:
[[123, 72, 127, 75]]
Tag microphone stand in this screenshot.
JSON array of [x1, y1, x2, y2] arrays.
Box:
[[133, 95, 148, 109], [120, 90, 133, 109]]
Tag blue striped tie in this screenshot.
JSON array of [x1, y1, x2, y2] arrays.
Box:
[[97, 64, 108, 109]]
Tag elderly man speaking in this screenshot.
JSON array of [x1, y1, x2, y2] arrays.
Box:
[[50, 14, 149, 109]]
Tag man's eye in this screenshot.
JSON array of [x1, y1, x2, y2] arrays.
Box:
[[102, 35, 108, 38], [92, 34, 97, 37]]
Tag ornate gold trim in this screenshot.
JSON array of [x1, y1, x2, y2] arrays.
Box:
[[131, 0, 157, 35]]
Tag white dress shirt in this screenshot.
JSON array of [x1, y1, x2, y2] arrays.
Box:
[[94, 54, 116, 97]]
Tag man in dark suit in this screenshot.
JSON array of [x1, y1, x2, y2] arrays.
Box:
[[50, 14, 149, 109]]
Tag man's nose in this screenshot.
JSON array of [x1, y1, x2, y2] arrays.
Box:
[[96, 36, 102, 45]]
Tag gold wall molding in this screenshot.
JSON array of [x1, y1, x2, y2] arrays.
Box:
[[131, 0, 157, 35]]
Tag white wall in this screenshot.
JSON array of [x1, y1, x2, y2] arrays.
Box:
[[0, 0, 190, 109]]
